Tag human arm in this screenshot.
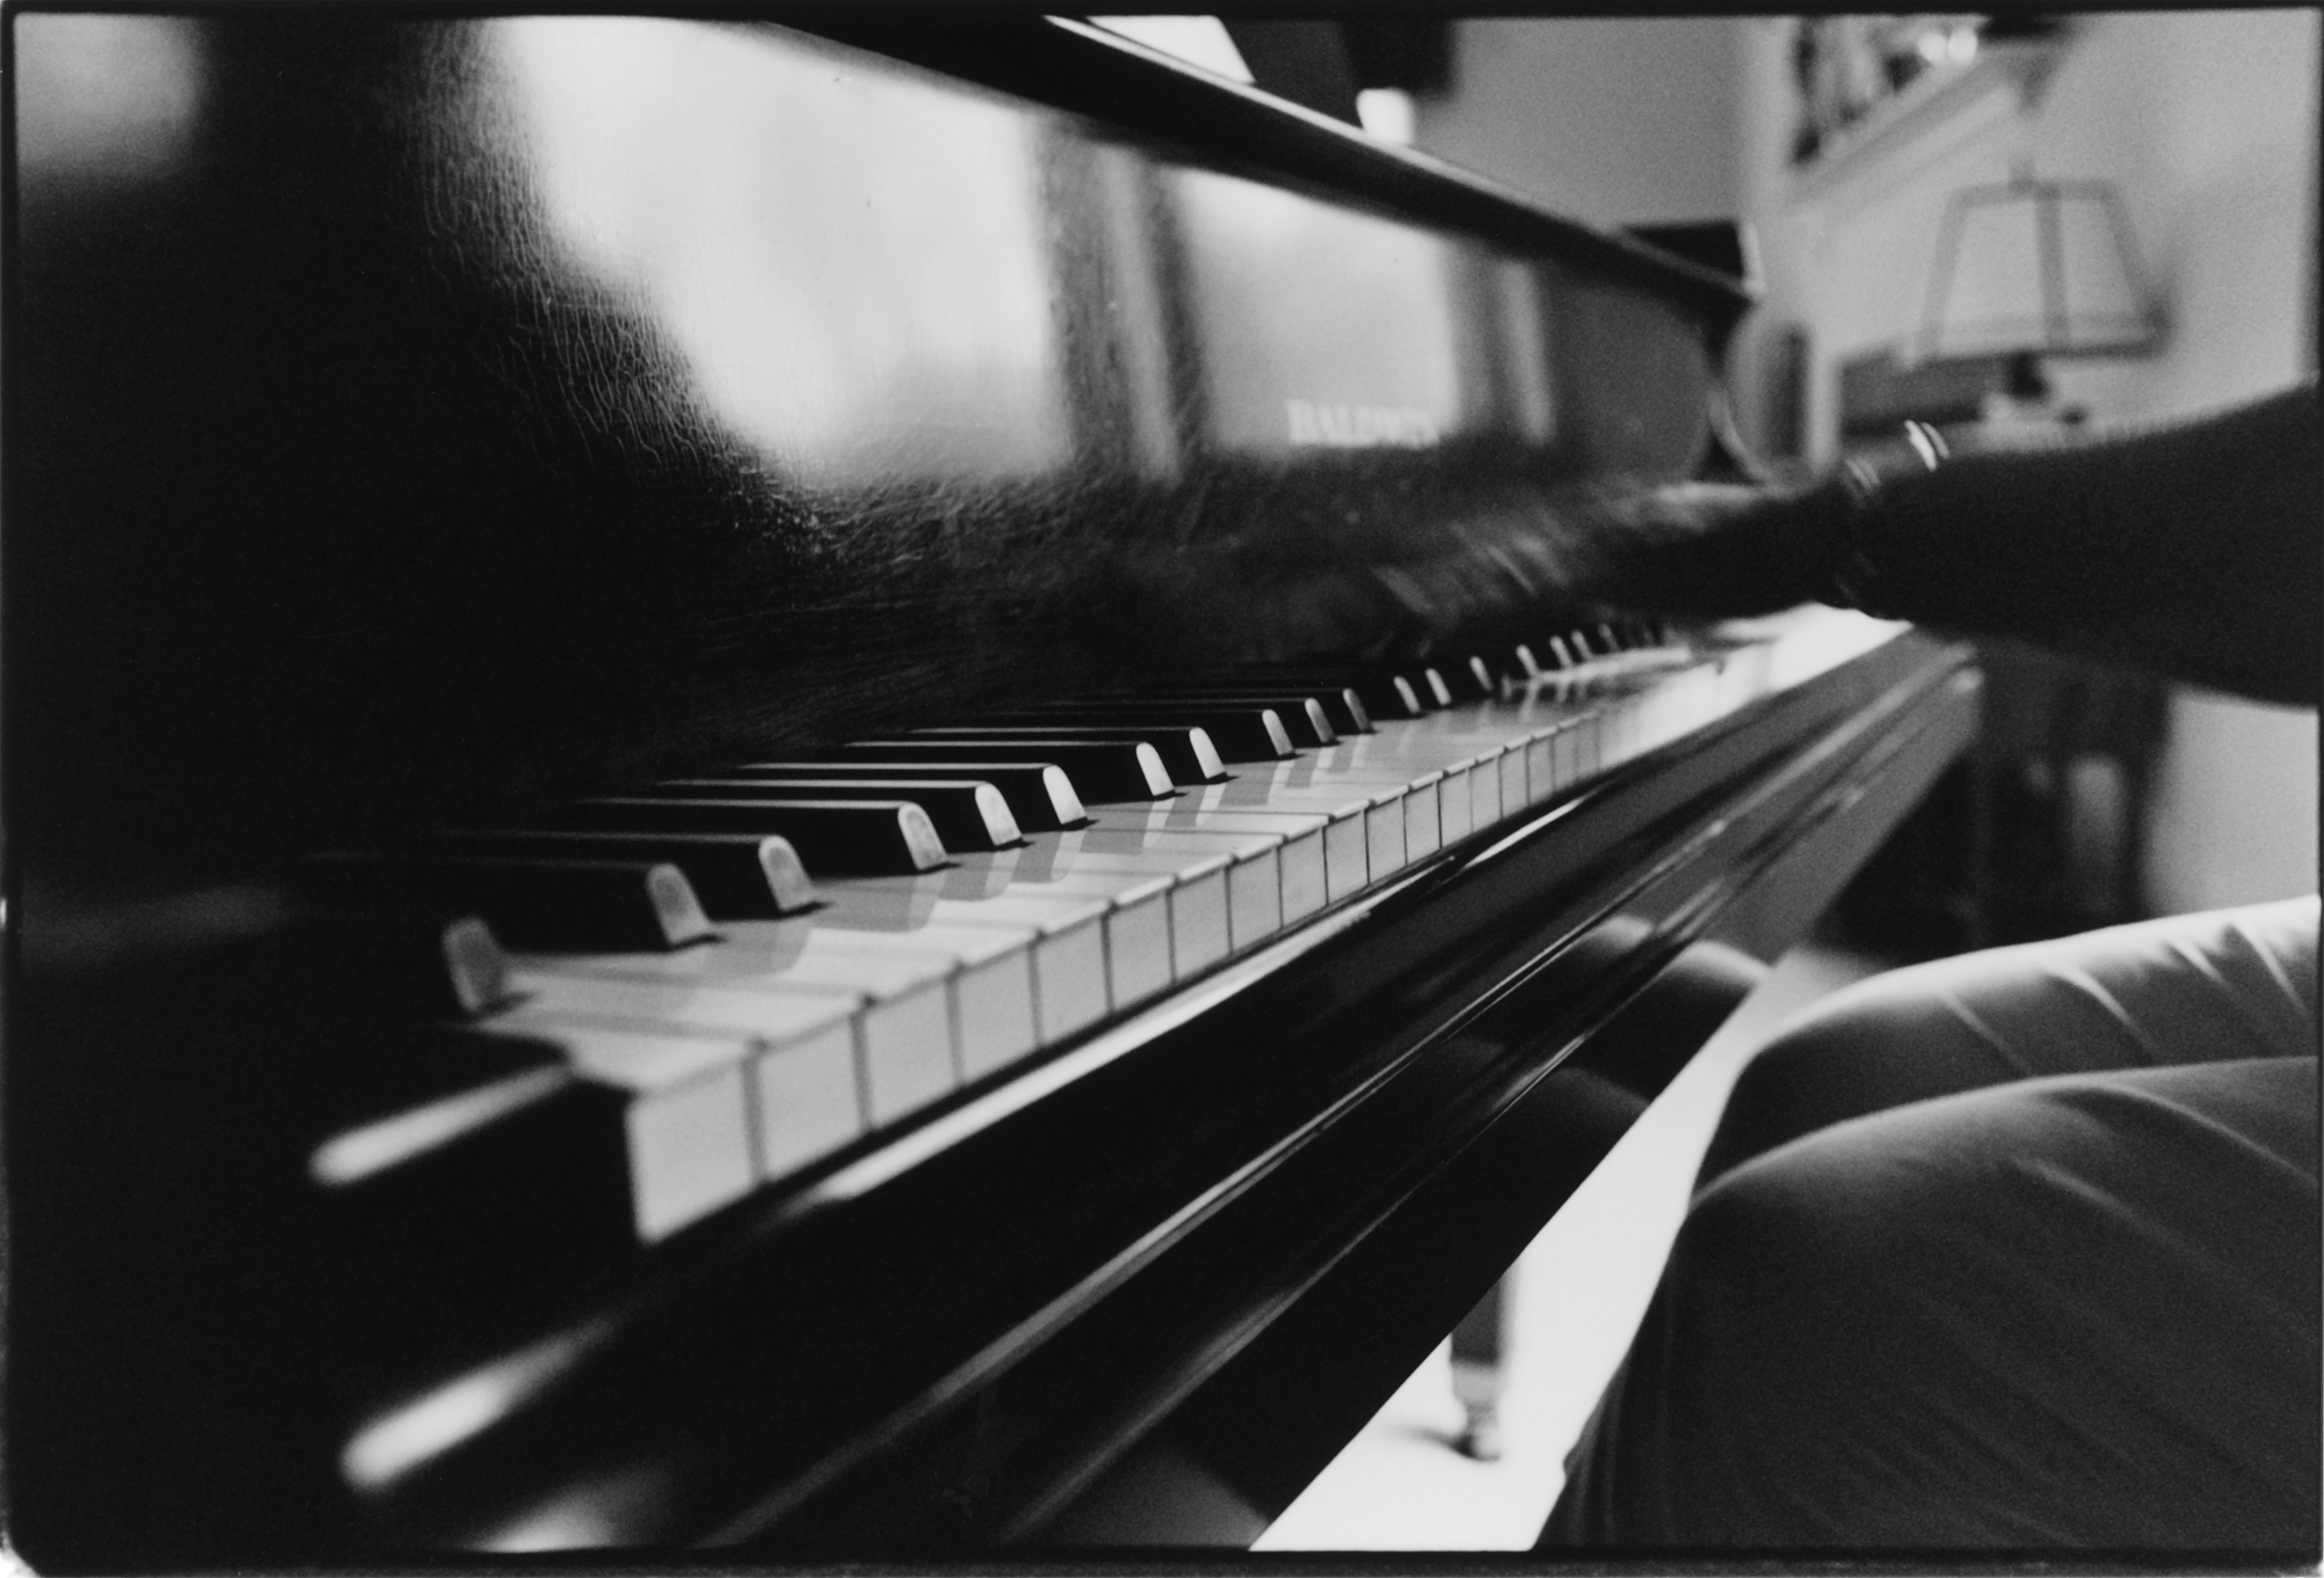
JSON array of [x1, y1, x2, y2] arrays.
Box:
[[1570, 379, 2320, 706]]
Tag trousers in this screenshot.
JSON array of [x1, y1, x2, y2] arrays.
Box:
[[1541, 897, 2319, 1554]]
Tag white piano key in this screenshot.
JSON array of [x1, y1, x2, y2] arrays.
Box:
[[1190, 780, 1373, 857], [1092, 870, 1174, 1005], [1227, 852, 1282, 945], [907, 890, 1114, 1044], [573, 901, 1039, 1084], [749, 1019, 865, 1179], [1554, 719, 1586, 785], [1435, 760, 1475, 843], [1521, 733, 1557, 804], [1365, 797, 1405, 875], [950, 945, 1040, 1074], [1023, 904, 1111, 1040], [822, 862, 1169, 1046], [1294, 764, 1476, 870], [1321, 816, 1369, 899], [1476, 744, 1522, 815], [1297, 739, 1478, 784], [613, 1061, 755, 1240], [1014, 845, 1232, 983], [1165, 859, 1233, 972], [1277, 829, 1327, 919], [1401, 773, 1442, 858], [1194, 773, 1379, 899], [497, 968, 861, 1048], [989, 866, 1178, 1016], [607, 934, 965, 1125], [858, 982, 956, 1123], [1004, 828, 1093, 884], [1588, 699, 1629, 766], [1074, 825, 1286, 952], [1366, 725, 1533, 810], [1118, 807, 1330, 925], [465, 659, 1718, 1185], [1279, 718, 1550, 844], [410, 653, 1754, 1237], [518, 949, 959, 1128], [1255, 780, 1393, 888], [511, 1023, 759, 1242], [1466, 746, 1511, 814], [730, 920, 1042, 1090]]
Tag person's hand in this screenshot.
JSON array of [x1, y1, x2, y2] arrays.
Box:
[[1348, 478, 1837, 646], [1108, 471, 1846, 669], [1548, 480, 1827, 619]]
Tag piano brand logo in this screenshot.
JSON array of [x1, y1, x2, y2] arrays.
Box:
[[1285, 398, 1441, 450]]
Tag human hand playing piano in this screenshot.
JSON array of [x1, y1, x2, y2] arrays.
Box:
[[1339, 477, 1839, 649], [1451, 378, 2322, 708], [1540, 479, 1837, 620], [1174, 474, 1841, 667]]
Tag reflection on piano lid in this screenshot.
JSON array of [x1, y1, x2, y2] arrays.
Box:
[[8, 10, 1976, 1568]]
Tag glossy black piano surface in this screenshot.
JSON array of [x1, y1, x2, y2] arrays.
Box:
[[6, 13, 1979, 1566]]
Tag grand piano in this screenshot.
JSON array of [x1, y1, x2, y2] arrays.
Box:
[[7, 12, 1982, 1566]]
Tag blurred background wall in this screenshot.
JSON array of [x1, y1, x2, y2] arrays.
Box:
[[1406, 11, 2319, 918]]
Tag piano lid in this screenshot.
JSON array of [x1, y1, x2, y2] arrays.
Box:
[[11, 12, 1737, 936]]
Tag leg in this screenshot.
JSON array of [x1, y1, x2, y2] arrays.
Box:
[[1544, 901, 2320, 1549], [1543, 1055, 2319, 1550], [1700, 896, 2317, 1183]]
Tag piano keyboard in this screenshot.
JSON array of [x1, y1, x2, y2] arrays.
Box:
[[305, 618, 1880, 1249]]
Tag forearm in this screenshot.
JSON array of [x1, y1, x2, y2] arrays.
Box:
[[1803, 381, 2320, 705]]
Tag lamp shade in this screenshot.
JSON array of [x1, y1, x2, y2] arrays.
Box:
[[1919, 172, 2159, 360]]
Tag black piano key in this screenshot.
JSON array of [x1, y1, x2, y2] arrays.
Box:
[[910, 721, 1228, 783], [287, 906, 515, 1019], [1082, 690, 1343, 747], [557, 798, 949, 876], [1362, 673, 1426, 718], [838, 739, 1175, 803], [971, 705, 1294, 763], [725, 760, 1088, 832], [651, 778, 1022, 852], [908, 726, 1225, 787], [1446, 654, 1502, 701], [304, 854, 714, 952], [422, 829, 816, 918], [1130, 684, 1370, 738], [1265, 660, 1452, 707], [1235, 661, 1438, 717]]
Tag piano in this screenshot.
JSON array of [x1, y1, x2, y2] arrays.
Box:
[[6, 12, 1982, 1565]]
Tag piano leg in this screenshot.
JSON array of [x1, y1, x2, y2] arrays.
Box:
[[1448, 1275, 1508, 1461]]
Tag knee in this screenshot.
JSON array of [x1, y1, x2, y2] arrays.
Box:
[[1680, 1137, 1884, 1293], [1699, 965, 2041, 1185], [1698, 1005, 1917, 1183]]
